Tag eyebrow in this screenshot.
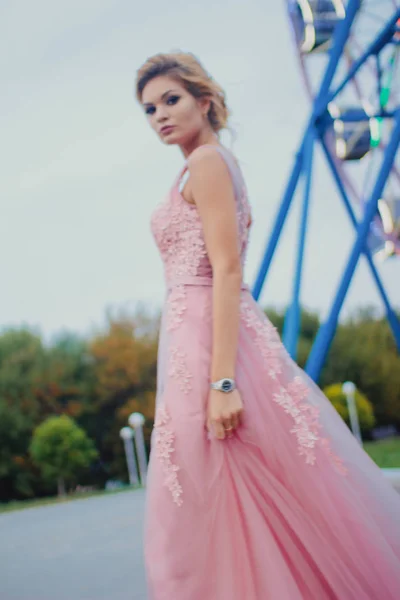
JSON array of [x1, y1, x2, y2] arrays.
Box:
[[142, 89, 179, 107]]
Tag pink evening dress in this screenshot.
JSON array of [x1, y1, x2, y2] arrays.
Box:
[[144, 144, 400, 600]]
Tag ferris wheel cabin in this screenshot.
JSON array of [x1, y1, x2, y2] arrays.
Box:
[[291, 0, 345, 53], [377, 196, 400, 256], [330, 106, 372, 161], [254, 0, 400, 377]]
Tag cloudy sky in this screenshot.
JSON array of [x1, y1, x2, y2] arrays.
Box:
[[1, 0, 399, 342]]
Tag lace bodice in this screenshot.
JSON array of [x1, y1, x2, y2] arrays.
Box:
[[150, 147, 252, 286]]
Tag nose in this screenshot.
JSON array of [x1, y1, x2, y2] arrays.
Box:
[[155, 106, 169, 122]]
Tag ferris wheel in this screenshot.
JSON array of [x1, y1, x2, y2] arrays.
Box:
[[252, 0, 400, 381]]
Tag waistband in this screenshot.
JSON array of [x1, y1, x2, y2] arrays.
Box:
[[167, 275, 250, 292]]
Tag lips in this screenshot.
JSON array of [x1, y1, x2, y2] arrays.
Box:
[[160, 126, 175, 135]]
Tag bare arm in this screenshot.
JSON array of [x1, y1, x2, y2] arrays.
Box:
[[188, 146, 242, 382]]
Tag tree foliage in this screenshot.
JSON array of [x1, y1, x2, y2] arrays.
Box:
[[0, 303, 399, 502], [30, 415, 98, 496]]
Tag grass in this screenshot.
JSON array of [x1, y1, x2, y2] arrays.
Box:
[[0, 484, 142, 515], [363, 437, 400, 469]]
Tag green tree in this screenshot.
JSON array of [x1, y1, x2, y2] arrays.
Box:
[[0, 328, 44, 423], [30, 415, 98, 496], [323, 383, 376, 433], [0, 329, 46, 500], [0, 328, 96, 500], [0, 400, 36, 500]]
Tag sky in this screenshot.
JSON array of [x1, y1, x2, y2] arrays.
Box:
[[1, 0, 399, 343]]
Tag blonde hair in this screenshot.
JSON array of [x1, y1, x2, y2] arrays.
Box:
[[135, 51, 230, 134]]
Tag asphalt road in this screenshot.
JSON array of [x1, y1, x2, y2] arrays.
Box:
[[2, 474, 399, 600], [0, 489, 147, 600]]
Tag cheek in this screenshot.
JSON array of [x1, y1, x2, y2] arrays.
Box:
[[148, 115, 159, 131], [176, 99, 202, 127]]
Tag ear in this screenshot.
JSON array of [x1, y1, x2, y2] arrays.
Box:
[[197, 95, 212, 117]]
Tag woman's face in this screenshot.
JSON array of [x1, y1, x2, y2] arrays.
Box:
[[141, 75, 210, 146]]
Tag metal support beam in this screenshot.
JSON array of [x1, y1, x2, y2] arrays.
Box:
[[313, 0, 362, 117], [328, 9, 400, 103], [306, 109, 400, 380], [251, 146, 303, 300], [283, 131, 315, 359], [253, 2, 400, 380], [318, 133, 400, 350], [252, 0, 361, 302]]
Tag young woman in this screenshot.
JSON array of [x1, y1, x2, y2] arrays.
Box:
[[135, 51, 400, 599]]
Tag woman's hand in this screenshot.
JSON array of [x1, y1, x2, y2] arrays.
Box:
[[206, 388, 244, 440]]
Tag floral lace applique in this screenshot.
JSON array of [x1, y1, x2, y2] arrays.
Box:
[[240, 300, 347, 475], [166, 285, 187, 332], [154, 405, 183, 506], [237, 184, 251, 232], [273, 377, 321, 465], [235, 184, 252, 270], [150, 176, 252, 284], [151, 194, 208, 283], [240, 299, 283, 379], [273, 377, 346, 473], [168, 346, 193, 394]]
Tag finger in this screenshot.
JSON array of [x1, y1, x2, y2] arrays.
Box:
[[213, 421, 226, 440], [230, 414, 239, 431], [235, 410, 244, 428], [223, 418, 235, 438], [222, 415, 232, 431]]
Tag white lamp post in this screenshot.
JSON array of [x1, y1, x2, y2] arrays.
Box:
[[128, 412, 148, 487], [342, 381, 362, 445], [119, 427, 139, 486]]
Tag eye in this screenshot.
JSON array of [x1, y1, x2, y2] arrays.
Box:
[[167, 95, 180, 105], [145, 106, 155, 116]]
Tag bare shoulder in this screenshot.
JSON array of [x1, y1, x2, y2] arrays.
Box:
[[187, 145, 228, 176]]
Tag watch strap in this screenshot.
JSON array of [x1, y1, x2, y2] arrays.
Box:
[[210, 378, 236, 392]]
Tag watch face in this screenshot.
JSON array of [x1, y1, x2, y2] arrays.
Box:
[[221, 379, 232, 392]]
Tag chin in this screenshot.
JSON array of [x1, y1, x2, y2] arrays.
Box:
[[162, 132, 184, 146], [163, 137, 178, 146]]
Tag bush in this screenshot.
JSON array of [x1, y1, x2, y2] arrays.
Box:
[[323, 383, 376, 433]]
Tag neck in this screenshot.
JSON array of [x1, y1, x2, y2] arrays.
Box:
[[180, 129, 220, 159]]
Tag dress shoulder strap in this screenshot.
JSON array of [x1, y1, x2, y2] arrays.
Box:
[[175, 144, 244, 201], [209, 145, 244, 202], [173, 162, 189, 190]]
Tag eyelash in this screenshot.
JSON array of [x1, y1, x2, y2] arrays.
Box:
[[167, 95, 180, 105], [145, 95, 180, 115]]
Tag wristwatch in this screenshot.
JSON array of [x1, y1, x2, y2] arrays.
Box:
[[210, 378, 236, 393]]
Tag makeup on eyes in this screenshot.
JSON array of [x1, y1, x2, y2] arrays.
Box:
[[144, 90, 181, 114], [167, 95, 180, 105]]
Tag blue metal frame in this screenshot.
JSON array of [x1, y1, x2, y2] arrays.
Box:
[[306, 109, 400, 379], [318, 133, 400, 353], [253, 0, 400, 380], [319, 137, 400, 349], [283, 130, 315, 358]]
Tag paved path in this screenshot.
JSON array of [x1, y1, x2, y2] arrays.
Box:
[[2, 473, 399, 600], [0, 489, 147, 600]]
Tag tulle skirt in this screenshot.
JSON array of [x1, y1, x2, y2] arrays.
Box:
[[144, 281, 400, 600]]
